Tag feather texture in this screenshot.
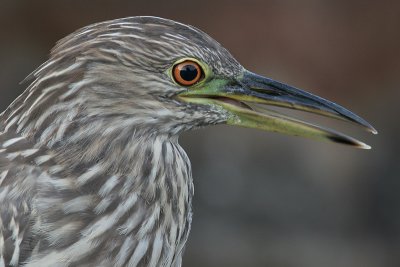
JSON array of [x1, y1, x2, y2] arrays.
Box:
[[0, 16, 241, 266]]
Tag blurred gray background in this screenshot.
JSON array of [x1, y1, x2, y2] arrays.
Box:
[[1, 1, 399, 266]]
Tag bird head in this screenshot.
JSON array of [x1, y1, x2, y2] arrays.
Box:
[[19, 16, 375, 147]]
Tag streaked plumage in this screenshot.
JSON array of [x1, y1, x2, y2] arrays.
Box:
[[0, 16, 375, 267]]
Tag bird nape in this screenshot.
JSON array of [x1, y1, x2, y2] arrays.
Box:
[[0, 16, 375, 267]]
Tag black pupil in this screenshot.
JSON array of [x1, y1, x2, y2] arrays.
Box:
[[180, 64, 198, 81]]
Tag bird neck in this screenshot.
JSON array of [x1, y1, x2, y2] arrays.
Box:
[[50, 120, 193, 199], [11, 125, 194, 266], [2, 96, 195, 264]]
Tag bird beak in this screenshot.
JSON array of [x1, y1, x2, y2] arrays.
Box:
[[177, 70, 377, 149]]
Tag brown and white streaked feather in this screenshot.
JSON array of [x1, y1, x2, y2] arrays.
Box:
[[1, 122, 194, 266], [0, 16, 242, 267]]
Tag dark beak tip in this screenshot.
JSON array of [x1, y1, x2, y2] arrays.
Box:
[[369, 128, 378, 135], [243, 70, 377, 135], [327, 135, 371, 150], [360, 144, 372, 150], [355, 118, 377, 135]]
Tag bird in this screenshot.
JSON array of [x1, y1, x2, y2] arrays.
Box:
[[0, 16, 376, 267]]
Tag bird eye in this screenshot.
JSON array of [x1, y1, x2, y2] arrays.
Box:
[[172, 60, 203, 86]]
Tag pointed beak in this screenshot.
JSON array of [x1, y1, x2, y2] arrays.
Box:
[[178, 70, 377, 149]]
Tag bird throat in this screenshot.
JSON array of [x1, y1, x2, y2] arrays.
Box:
[[42, 134, 195, 266], [4, 112, 195, 266]]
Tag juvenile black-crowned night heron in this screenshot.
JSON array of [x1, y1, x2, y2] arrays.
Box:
[[0, 16, 376, 267]]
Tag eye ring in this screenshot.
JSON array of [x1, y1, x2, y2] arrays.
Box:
[[172, 60, 203, 86]]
